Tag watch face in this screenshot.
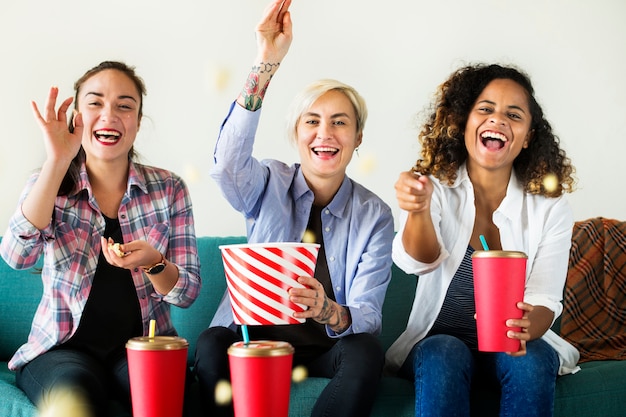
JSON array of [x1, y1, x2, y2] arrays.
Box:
[[148, 263, 166, 274]]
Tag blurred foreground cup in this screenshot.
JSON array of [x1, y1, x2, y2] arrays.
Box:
[[228, 340, 294, 417], [126, 336, 188, 417]]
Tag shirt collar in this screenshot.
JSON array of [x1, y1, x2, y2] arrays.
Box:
[[293, 166, 312, 201], [497, 169, 524, 224], [293, 166, 353, 218], [326, 176, 352, 218], [71, 160, 148, 198]]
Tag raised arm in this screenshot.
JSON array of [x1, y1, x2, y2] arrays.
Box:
[[236, 0, 293, 111], [21, 87, 84, 229], [395, 171, 440, 263]]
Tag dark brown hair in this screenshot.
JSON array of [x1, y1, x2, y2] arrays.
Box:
[[59, 61, 147, 196]]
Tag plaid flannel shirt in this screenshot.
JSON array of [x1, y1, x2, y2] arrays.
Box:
[[0, 161, 201, 370]]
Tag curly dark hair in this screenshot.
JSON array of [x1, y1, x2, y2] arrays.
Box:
[[413, 63, 575, 197], [59, 61, 146, 196]]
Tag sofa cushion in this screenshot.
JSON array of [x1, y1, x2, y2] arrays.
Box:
[[560, 218, 626, 362], [170, 235, 247, 363], [554, 359, 626, 416], [0, 366, 38, 417], [380, 264, 416, 351], [0, 248, 43, 362]]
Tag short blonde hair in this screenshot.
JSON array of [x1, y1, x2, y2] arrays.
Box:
[[286, 79, 368, 144]]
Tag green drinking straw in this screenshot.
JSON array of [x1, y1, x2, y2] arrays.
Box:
[[241, 324, 250, 346], [479, 235, 490, 251]]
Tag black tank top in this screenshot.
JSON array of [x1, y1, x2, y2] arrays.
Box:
[[61, 215, 143, 364]]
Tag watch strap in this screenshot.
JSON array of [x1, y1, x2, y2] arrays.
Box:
[[142, 254, 166, 274]]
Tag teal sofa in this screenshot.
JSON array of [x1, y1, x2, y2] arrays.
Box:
[[1, 227, 625, 416]]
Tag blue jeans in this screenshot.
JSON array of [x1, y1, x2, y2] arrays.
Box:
[[398, 334, 559, 417], [16, 348, 131, 417], [194, 326, 384, 417]]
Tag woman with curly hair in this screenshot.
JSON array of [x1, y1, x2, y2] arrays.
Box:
[[386, 63, 578, 417]]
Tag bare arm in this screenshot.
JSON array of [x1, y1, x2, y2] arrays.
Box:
[[236, 0, 293, 111], [395, 171, 439, 263], [22, 87, 83, 229]]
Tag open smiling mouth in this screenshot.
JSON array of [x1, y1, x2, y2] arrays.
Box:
[[312, 146, 339, 156], [94, 129, 121, 144], [480, 131, 507, 150]]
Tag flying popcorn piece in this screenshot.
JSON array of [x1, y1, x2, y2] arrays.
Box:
[[357, 152, 377, 175], [183, 163, 201, 184], [39, 386, 93, 417], [204, 64, 232, 93], [302, 229, 316, 244], [214, 379, 233, 406], [292, 365, 308, 383], [542, 173, 559, 193]]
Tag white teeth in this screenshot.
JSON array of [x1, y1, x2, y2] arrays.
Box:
[[313, 147, 338, 152], [95, 130, 120, 137], [481, 131, 507, 142]]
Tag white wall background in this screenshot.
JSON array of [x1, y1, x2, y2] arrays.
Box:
[[1, 0, 624, 237]]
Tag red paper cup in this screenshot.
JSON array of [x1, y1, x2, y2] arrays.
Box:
[[228, 340, 294, 417], [472, 250, 527, 352], [219, 242, 320, 325], [126, 336, 189, 417]]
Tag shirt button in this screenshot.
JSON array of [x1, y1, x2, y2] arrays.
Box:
[[134, 268, 139, 272], [325, 209, 330, 214], [336, 286, 341, 292], [120, 214, 126, 219], [329, 256, 335, 262], [325, 227, 331, 232]]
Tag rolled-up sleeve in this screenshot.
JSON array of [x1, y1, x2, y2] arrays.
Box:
[[161, 176, 201, 308]]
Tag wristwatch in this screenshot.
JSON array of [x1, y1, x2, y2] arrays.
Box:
[[143, 254, 166, 275]]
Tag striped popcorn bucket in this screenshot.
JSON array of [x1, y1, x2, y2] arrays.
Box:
[[219, 242, 320, 325]]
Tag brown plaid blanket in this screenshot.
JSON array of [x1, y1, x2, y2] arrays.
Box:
[[560, 217, 626, 362]]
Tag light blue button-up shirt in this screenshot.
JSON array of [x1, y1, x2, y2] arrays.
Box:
[[210, 103, 394, 337]]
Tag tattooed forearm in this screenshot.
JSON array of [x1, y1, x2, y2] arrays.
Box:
[[318, 296, 336, 323], [336, 307, 351, 332], [240, 62, 280, 111], [255, 62, 280, 74], [316, 295, 351, 333]]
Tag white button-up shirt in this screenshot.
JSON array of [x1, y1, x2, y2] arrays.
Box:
[[386, 165, 577, 374]]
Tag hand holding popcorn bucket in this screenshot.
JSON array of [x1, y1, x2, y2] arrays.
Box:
[[219, 242, 320, 326], [219, 242, 320, 417]]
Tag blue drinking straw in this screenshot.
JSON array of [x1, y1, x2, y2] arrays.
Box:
[[479, 235, 490, 251], [241, 324, 250, 346]]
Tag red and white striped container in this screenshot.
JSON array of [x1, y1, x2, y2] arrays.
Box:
[[219, 242, 320, 325]]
